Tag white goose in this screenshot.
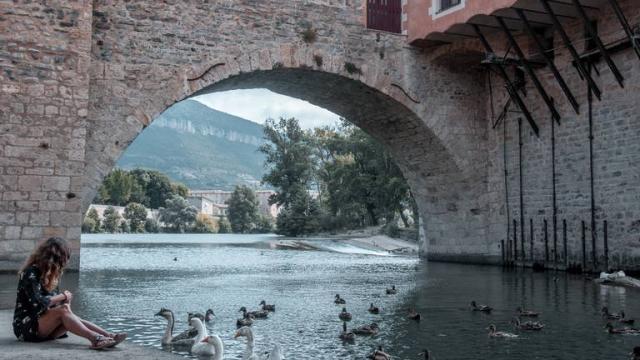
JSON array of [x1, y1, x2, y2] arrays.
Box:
[[155, 308, 196, 346], [190, 317, 218, 356], [195, 335, 224, 359], [234, 326, 283, 360]]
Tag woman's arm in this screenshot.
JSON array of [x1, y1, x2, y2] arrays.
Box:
[[21, 269, 66, 314]]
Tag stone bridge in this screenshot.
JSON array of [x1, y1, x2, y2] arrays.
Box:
[[1, 0, 639, 271]]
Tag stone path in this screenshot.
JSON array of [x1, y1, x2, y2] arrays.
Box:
[[0, 310, 180, 360]]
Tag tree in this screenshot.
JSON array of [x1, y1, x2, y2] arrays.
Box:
[[227, 185, 260, 233], [129, 169, 183, 209], [254, 215, 274, 234], [145, 218, 161, 233], [124, 202, 148, 233], [97, 169, 138, 206], [82, 208, 102, 233], [103, 206, 121, 233], [275, 191, 321, 236], [159, 195, 198, 233], [217, 217, 231, 234], [193, 213, 217, 233]]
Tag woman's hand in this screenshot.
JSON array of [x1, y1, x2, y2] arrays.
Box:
[[63, 290, 73, 304]]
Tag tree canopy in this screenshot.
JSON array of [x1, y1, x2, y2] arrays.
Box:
[[226, 185, 260, 234]]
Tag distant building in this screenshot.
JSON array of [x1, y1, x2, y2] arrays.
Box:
[[188, 189, 279, 219]]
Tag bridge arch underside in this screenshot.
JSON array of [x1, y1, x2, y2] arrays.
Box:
[[85, 68, 496, 266]]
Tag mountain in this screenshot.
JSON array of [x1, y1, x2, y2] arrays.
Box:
[[117, 99, 267, 190]]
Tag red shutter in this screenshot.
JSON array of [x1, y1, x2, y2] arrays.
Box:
[[367, 0, 402, 34]]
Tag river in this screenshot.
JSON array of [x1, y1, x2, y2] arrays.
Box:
[[1, 233, 639, 359]]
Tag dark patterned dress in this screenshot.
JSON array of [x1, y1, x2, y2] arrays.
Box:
[[13, 265, 60, 342]]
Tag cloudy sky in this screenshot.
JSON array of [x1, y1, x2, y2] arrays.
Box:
[[194, 89, 341, 130]]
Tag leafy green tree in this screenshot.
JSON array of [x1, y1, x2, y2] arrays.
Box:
[[82, 208, 102, 233], [254, 215, 274, 234], [103, 206, 121, 233], [145, 218, 161, 233], [275, 191, 321, 236], [227, 185, 260, 233], [129, 169, 181, 209], [217, 217, 232, 234], [193, 213, 217, 233], [82, 217, 98, 234], [159, 195, 198, 233], [97, 169, 139, 206], [119, 220, 130, 233], [124, 202, 147, 233]]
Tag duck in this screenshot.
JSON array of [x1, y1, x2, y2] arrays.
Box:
[[235, 326, 282, 360], [240, 306, 269, 319], [237, 311, 254, 328], [408, 308, 421, 321], [618, 311, 635, 325], [471, 301, 493, 313], [385, 285, 397, 295], [512, 317, 544, 331], [193, 335, 224, 360], [339, 307, 352, 321], [631, 346, 640, 360], [602, 306, 622, 320], [368, 303, 380, 314], [368, 346, 392, 360], [516, 306, 540, 317], [259, 300, 276, 312], [205, 309, 215, 322], [604, 323, 640, 335], [154, 308, 197, 346], [487, 324, 519, 338], [339, 322, 355, 342], [188, 312, 205, 322], [335, 294, 346, 304], [418, 349, 432, 359], [189, 317, 212, 356], [353, 322, 379, 335]]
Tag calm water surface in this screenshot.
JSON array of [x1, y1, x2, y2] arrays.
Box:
[[3, 233, 639, 359]]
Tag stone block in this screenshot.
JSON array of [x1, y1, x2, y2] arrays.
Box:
[[17, 175, 42, 191], [42, 176, 71, 192]]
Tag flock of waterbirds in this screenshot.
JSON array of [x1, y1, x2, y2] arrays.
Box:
[[154, 285, 640, 359]]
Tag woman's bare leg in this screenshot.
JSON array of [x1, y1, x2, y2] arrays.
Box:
[[48, 324, 68, 339], [80, 319, 111, 337], [37, 304, 98, 342]]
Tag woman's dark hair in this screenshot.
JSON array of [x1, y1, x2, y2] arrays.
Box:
[[20, 237, 71, 291]]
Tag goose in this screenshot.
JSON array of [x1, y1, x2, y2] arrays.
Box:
[[353, 322, 379, 336], [339, 322, 355, 342], [516, 306, 540, 317], [512, 317, 544, 331], [240, 306, 269, 319], [155, 308, 196, 346], [386, 285, 397, 295], [471, 301, 493, 313], [408, 308, 421, 321], [339, 307, 352, 321], [205, 309, 215, 322], [368, 303, 380, 314], [194, 335, 224, 359], [418, 349, 432, 359], [235, 326, 282, 360], [189, 317, 215, 356], [335, 294, 346, 304], [487, 324, 518, 338], [604, 323, 640, 335], [368, 346, 391, 360], [259, 300, 276, 312]]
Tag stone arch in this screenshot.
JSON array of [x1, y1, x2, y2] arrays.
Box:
[[84, 45, 493, 262]]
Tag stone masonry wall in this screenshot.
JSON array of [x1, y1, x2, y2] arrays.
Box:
[[0, 0, 93, 270]]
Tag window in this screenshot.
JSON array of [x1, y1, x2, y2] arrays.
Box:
[[430, 0, 465, 19], [439, 0, 461, 13]]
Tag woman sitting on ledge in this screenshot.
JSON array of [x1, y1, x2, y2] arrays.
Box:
[[13, 237, 127, 349]]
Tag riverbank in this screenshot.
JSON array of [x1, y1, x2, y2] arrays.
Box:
[[0, 311, 180, 360]]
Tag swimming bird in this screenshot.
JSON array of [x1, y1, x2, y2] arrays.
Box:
[[339, 322, 355, 342], [386, 285, 397, 295], [602, 307, 622, 320], [194, 335, 224, 360], [205, 309, 215, 322], [487, 324, 518, 338], [335, 294, 346, 304], [604, 323, 640, 335], [266, 344, 283, 360], [188, 312, 205, 322], [188, 318, 215, 356], [259, 300, 276, 312], [368, 346, 392, 360], [235, 326, 282, 360], [418, 349, 432, 359], [353, 322, 379, 335], [237, 310, 254, 328], [339, 307, 352, 321], [155, 308, 196, 346], [471, 301, 493, 313], [516, 306, 540, 317], [408, 308, 421, 321], [240, 306, 269, 319], [512, 317, 544, 331], [618, 311, 635, 325], [368, 303, 380, 314]]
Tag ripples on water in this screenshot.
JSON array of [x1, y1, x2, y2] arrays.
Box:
[[11, 234, 639, 359]]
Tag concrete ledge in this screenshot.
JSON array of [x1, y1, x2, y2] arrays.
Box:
[[427, 253, 502, 266], [0, 311, 180, 360]]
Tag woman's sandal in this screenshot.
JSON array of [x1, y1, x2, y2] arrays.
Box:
[[90, 335, 116, 350], [108, 332, 127, 347]]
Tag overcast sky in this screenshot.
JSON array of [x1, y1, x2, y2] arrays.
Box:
[[193, 89, 341, 130]]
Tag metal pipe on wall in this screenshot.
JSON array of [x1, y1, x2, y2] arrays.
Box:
[[544, 219, 549, 263], [588, 63, 597, 271], [530, 218, 534, 262], [519, 118, 525, 262]]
